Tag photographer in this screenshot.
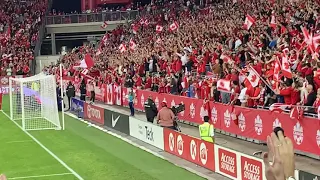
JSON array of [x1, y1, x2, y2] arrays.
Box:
[[157, 101, 175, 130], [144, 95, 158, 123]]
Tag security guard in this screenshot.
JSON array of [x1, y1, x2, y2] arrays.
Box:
[[199, 116, 214, 143], [144, 95, 158, 123]]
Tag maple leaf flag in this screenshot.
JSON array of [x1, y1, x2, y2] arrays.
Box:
[[101, 34, 108, 45], [119, 43, 126, 53], [129, 39, 136, 51], [101, 21, 108, 29], [273, 57, 281, 81], [244, 66, 260, 88], [156, 25, 163, 33], [243, 14, 255, 30], [132, 24, 139, 34], [270, 15, 277, 28], [217, 79, 231, 92], [74, 54, 94, 69], [281, 53, 292, 78], [269, 103, 290, 113], [169, 21, 179, 31], [289, 106, 304, 121]]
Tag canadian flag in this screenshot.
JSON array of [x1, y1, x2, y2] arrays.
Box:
[[156, 25, 163, 33], [106, 84, 113, 105], [132, 24, 139, 34], [217, 79, 231, 92], [73, 54, 94, 69], [270, 15, 277, 28], [301, 26, 320, 54], [101, 34, 108, 45], [245, 66, 260, 88], [96, 47, 102, 56], [169, 21, 179, 31], [273, 57, 281, 81], [144, 19, 150, 26], [129, 39, 136, 51], [243, 14, 255, 30], [289, 106, 304, 120], [101, 21, 108, 29], [81, 69, 89, 75], [269, 103, 290, 113], [119, 43, 126, 53], [281, 53, 292, 78]]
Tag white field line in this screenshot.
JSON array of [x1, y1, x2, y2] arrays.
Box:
[[8, 172, 73, 179], [65, 112, 216, 180], [0, 111, 84, 180], [5, 140, 33, 144]]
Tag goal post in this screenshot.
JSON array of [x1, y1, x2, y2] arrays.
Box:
[[9, 73, 62, 131]]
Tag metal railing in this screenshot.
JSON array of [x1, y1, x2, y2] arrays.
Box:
[[45, 10, 140, 25]]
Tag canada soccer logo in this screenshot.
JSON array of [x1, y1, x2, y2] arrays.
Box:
[[140, 94, 145, 108], [1, 77, 8, 85], [224, 110, 231, 128], [190, 140, 197, 160], [273, 118, 282, 129], [238, 113, 246, 132], [316, 130, 320, 148], [169, 133, 174, 152], [293, 122, 304, 145], [200, 142, 208, 165], [254, 115, 263, 135], [177, 135, 184, 155], [155, 97, 159, 108], [190, 103, 195, 118], [211, 107, 218, 124]]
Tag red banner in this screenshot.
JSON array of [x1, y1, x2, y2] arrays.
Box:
[[96, 0, 132, 5], [84, 102, 104, 124], [120, 87, 320, 157], [163, 128, 215, 171]]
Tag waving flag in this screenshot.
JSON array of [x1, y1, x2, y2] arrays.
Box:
[[217, 79, 231, 92], [169, 21, 179, 31], [243, 14, 255, 30], [74, 54, 94, 69]]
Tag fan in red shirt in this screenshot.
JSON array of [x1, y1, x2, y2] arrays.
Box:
[[200, 79, 211, 100]]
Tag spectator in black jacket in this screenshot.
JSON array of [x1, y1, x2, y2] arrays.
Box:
[[144, 96, 158, 123], [66, 81, 75, 110], [80, 79, 86, 101], [304, 84, 316, 113]]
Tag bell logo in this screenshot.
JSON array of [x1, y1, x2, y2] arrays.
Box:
[[254, 115, 263, 135], [169, 133, 174, 152], [171, 100, 176, 108], [273, 118, 282, 129], [200, 142, 208, 165], [141, 94, 145, 108], [211, 107, 218, 124], [190, 140, 197, 160], [177, 135, 184, 155], [238, 113, 246, 132], [155, 97, 159, 108], [224, 110, 231, 128], [180, 101, 185, 116], [317, 130, 320, 148], [293, 122, 304, 145], [190, 103, 195, 118]]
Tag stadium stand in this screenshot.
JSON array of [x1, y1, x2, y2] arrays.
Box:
[[0, 0, 48, 76]]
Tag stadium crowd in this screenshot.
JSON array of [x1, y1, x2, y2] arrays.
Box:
[[54, 0, 320, 112], [0, 0, 47, 76]]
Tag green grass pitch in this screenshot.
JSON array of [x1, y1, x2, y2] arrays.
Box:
[[0, 95, 205, 180]]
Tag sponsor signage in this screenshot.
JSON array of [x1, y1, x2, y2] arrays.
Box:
[[71, 98, 84, 118], [84, 103, 104, 124], [129, 117, 164, 150], [163, 128, 215, 171], [216, 146, 238, 179], [240, 155, 263, 180], [104, 109, 129, 135], [299, 170, 319, 180]]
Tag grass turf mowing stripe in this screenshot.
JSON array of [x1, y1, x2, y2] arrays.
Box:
[[0, 111, 84, 180]]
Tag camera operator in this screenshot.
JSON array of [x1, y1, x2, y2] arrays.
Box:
[[66, 81, 75, 110], [80, 79, 86, 101], [144, 95, 158, 123], [157, 101, 175, 130]]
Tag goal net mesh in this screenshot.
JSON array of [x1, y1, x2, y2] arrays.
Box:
[[9, 74, 61, 130]]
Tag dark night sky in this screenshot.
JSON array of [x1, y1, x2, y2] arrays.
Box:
[[51, 0, 81, 13]]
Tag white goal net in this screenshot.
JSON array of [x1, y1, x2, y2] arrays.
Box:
[[9, 73, 61, 130]]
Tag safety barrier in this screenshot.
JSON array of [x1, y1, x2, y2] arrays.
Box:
[[70, 97, 319, 180]]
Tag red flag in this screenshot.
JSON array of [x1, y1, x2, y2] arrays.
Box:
[[169, 21, 179, 31], [243, 14, 255, 30], [289, 106, 304, 121], [269, 103, 290, 113], [217, 79, 231, 92]]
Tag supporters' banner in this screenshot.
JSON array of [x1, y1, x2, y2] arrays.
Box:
[[0, 76, 25, 95], [71, 98, 84, 118], [163, 128, 215, 171], [84, 102, 104, 125], [119, 87, 320, 157]]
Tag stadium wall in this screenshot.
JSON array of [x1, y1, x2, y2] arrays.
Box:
[[69, 97, 320, 180]]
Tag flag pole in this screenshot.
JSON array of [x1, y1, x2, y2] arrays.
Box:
[[60, 63, 65, 130]]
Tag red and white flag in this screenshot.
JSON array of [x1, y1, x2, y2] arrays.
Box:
[[119, 43, 126, 53], [220, 54, 233, 64], [289, 106, 304, 120], [156, 25, 163, 33], [101, 34, 108, 45], [245, 66, 260, 88], [270, 15, 277, 28], [169, 21, 179, 31], [74, 54, 94, 69], [132, 24, 139, 34], [273, 57, 281, 81], [243, 14, 255, 30], [281, 53, 292, 78], [129, 39, 136, 51], [101, 21, 108, 29], [269, 103, 290, 113], [144, 19, 150, 26], [217, 79, 231, 92]]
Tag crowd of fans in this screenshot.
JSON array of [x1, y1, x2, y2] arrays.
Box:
[[54, 0, 320, 112], [0, 0, 47, 76]]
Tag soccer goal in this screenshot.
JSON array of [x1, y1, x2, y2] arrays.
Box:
[[9, 73, 62, 131]]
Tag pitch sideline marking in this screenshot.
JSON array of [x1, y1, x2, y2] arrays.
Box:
[[5, 140, 33, 144], [8, 173, 73, 179], [0, 111, 84, 180], [66, 112, 216, 180]]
